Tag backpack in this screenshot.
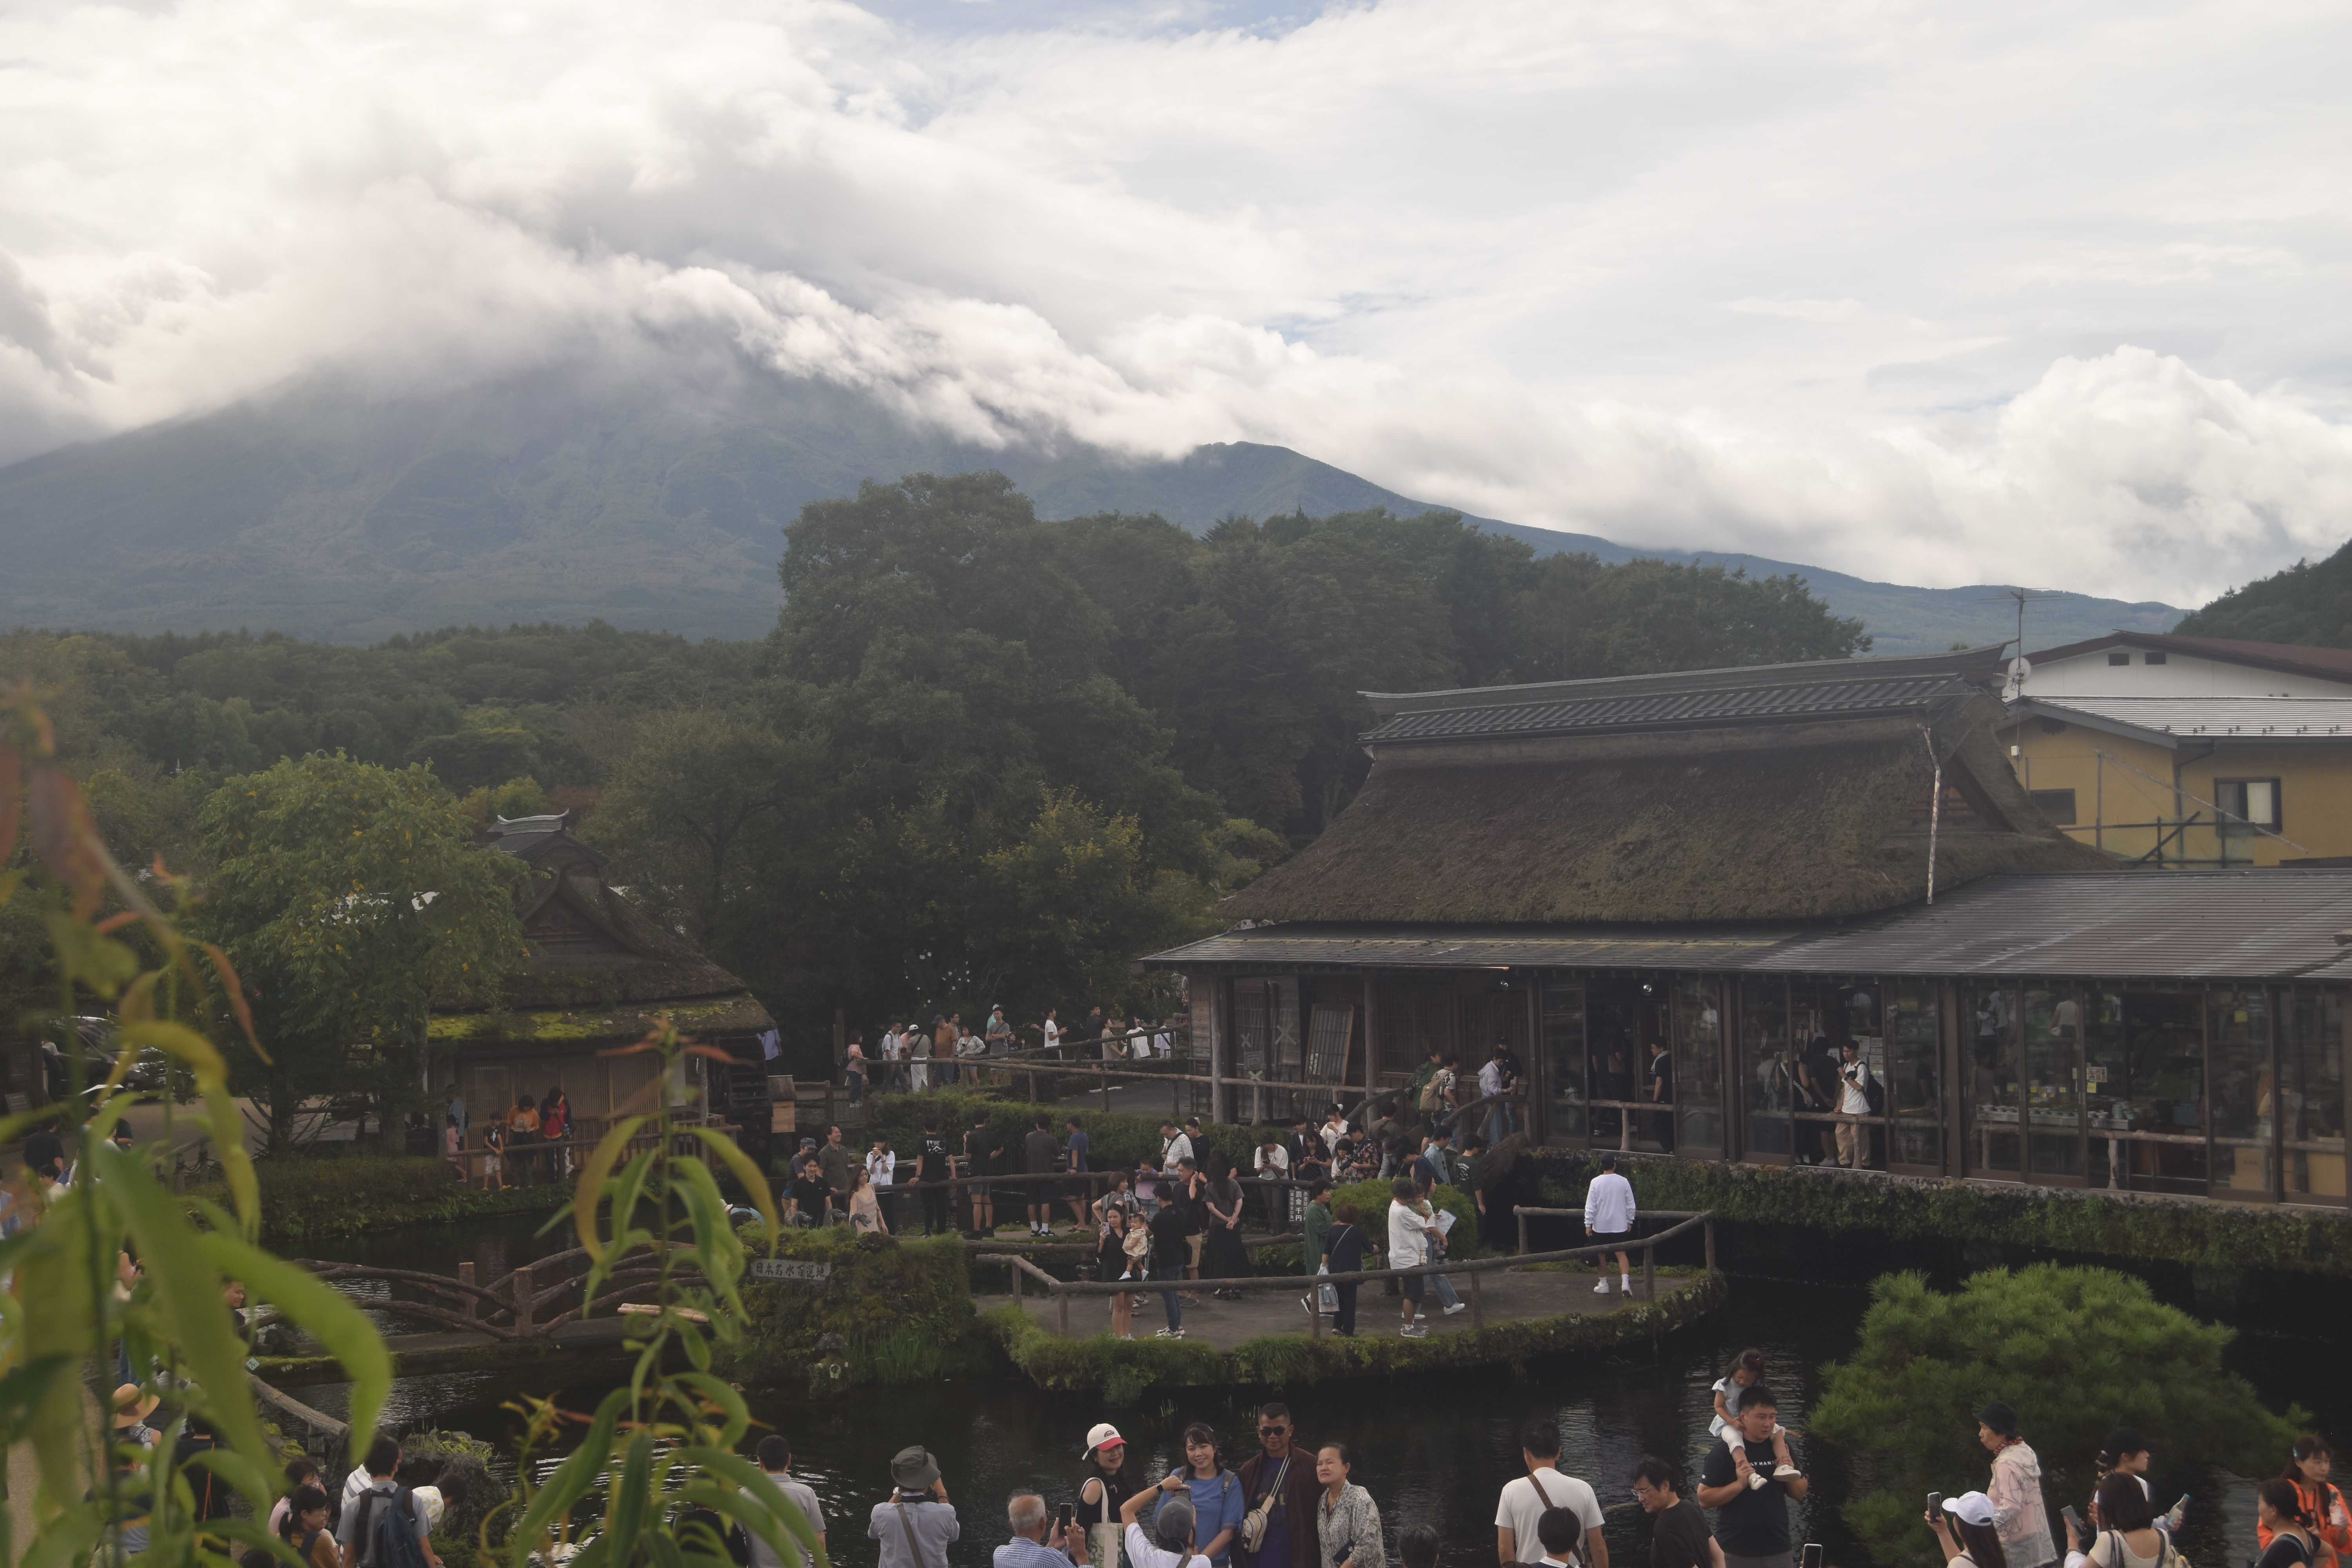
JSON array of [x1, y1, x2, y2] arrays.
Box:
[[1418, 1071, 1450, 1113], [361, 1487, 428, 1568], [1863, 1071, 1886, 1116]]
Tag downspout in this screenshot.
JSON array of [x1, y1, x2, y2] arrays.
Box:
[[1922, 727, 1942, 905]]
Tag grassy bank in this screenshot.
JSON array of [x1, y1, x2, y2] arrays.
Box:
[[716, 1227, 979, 1388], [980, 1270, 1727, 1403], [189, 1155, 572, 1243], [1521, 1152, 2352, 1278]]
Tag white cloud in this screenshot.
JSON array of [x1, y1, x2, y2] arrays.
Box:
[[0, 0, 2348, 604]]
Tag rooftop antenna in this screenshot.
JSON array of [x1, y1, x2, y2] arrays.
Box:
[[1980, 586, 2046, 701]]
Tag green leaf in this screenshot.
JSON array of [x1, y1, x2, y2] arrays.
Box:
[[572, 1115, 647, 1263], [98, 1143, 276, 1487], [684, 1125, 779, 1256], [512, 1387, 630, 1552], [679, 1448, 829, 1568], [604, 1431, 656, 1568], [196, 1231, 393, 1459], [0, 1354, 73, 1449]]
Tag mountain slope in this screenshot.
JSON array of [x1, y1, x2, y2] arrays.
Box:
[[0, 367, 2182, 651], [2172, 539, 2352, 647]]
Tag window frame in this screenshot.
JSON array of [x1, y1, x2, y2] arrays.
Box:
[[2214, 777, 2283, 832], [2030, 788, 2079, 824]]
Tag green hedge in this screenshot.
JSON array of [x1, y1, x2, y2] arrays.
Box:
[[982, 1270, 1727, 1403], [189, 1155, 573, 1242], [1524, 1152, 2352, 1278], [714, 1227, 977, 1387]]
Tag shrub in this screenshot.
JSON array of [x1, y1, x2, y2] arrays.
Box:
[[715, 1227, 974, 1386], [1811, 1265, 2304, 1567], [186, 1154, 571, 1241]]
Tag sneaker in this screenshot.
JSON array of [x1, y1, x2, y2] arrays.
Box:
[[1773, 1465, 1803, 1481], [1443, 1302, 1468, 1315], [1400, 1323, 1430, 1339], [1593, 1279, 1612, 1294], [1300, 1295, 1316, 1316], [1746, 1470, 1771, 1491], [1153, 1327, 1178, 1339], [1620, 1278, 1632, 1292]]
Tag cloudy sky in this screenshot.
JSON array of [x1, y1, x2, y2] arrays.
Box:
[[3, 0, 2350, 604]]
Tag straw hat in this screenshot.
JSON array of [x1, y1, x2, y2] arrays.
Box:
[[112, 1384, 160, 1429]]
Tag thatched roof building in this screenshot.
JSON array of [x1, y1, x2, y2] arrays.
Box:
[[430, 813, 773, 1132], [1224, 648, 2107, 925]]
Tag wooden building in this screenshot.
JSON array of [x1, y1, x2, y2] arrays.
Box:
[[1142, 650, 2350, 1208], [429, 813, 775, 1142]]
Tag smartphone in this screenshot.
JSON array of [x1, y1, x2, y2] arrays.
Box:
[[1057, 1505, 1074, 1533], [2062, 1507, 2085, 1538], [1928, 1493, 1943, 1517], [1802, 1544, 1823, 1568]]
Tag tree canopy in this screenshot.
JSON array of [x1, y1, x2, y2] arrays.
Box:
[[1810, 1264, 2301, 1568], [4, 470, 1870, 1062]]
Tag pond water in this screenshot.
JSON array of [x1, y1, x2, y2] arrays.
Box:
[[292, 1220, 2344, 1568]]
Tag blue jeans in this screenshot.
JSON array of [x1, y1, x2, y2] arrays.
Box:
[[1430, 1269, 1461, 1310], [1156, 1263, 1184, 1331]]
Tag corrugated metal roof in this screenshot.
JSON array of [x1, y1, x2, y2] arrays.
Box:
[[1150, 871, 2352, 980], [1363, 672, 1975, 744], [2022, 695, 2352, 741], [1746, 870, 2352, 979], [1145, 924, 1811, 972]]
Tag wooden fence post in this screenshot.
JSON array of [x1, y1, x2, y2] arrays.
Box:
[[1469, 1266, 1484, 1329], [513, 1258, 535, 1336], [1517, 1210, 1528, 1256], [1704, 1214, 1716, 1275], [1642, 1242, 1655, 1303], [1057, 1286, 1070, 1340], [1012, 1259, 1023, 1302], [458, 1262, 477, 1322]]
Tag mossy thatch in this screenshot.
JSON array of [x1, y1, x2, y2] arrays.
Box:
[[1227, 703, 2108, 924]]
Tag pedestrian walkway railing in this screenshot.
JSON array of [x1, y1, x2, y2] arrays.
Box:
[[973, 1208, 1715, 1341], [1513, 1205, 1721, 1275], [291, 1243, 709, 1342]]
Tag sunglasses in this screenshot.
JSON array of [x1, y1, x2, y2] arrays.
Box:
[[1259, 1426, 1290, 1436]]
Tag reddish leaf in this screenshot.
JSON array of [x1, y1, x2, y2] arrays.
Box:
[[26, 762, 107, 916], [201, 941, 268, 1061]]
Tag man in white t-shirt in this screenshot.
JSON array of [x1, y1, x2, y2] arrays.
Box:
[[1044, 1010, 1062, 1060], [1121, 1475, 1213, 1568], [1495, 1419, 1607, 1568], [1836, 1042, 1874, 1170], [743, 1434, 826, 1568], [1583, 1152, 1636, 1296]]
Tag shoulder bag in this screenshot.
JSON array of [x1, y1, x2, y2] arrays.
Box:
[[1524, 1472, 1581, 1568], [1240, 1457, 1291, 1555], [893, 1498, 938, 1568]]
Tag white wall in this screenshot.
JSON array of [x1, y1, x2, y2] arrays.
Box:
[[2021, 648, 2352, 699]]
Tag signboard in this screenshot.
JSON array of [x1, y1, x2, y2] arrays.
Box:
[[750, 1259, 833, 1285]]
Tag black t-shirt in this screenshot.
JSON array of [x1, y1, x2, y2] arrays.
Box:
[[787, 1174, 828, 1213], [917, 1132, 949, 1181], [1648, 1051, 1673, 1101], [1148, 1202, 1191, 1267], [1650, 1498, 1713, 1568], [1702, 1439, 1791, 1557], [2257, 1537, 2313, 1568], [966, 1128, 999, 1174], [1025, 1129, 1060, 1174]]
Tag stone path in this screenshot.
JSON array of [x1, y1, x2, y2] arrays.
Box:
[[1004, 1264, 1702, 1350]]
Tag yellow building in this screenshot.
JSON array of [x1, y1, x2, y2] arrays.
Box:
[[2000, 632, 2352, 866]]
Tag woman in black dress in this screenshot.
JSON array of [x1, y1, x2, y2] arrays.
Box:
[[1200, 1160, 1252, 1299], [1320, 1202, 1370, 1336]]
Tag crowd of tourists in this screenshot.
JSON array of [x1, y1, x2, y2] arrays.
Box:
[[843, 1009, 1185, 1101]]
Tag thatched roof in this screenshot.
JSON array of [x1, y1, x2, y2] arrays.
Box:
[[1225, 689, 2111, 926], [432, 814, 771, 1043]]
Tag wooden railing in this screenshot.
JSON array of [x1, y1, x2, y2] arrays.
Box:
[[974, 1209, 1716, 1340]]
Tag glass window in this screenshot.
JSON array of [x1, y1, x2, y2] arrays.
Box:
[[1234, 980, 1270, 1076], [2031, 789, 2078, 824], [1586, 983, 1643, 1149], [2215, 779, 2282, 832], [2023, 988, 2084, 1179], [1887, 980, 1942, 1169], [2209, 990, 2273, 1198], [1739, 977, 1792, 1158], [1964, 985, 2022, 1176], [1540, 983, 1586, 1144], [1789, 984, 1842, 1167], [2086, 991, 2208, 1194], [2283, 990, 2347, 1203], [1270, 979, 1301, 1077], [1673, 976, 1725, 1156], [1376, 980, 1449, 1080]]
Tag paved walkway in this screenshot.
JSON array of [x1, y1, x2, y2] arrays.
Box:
[[1004, 1265, 1702, 1349]]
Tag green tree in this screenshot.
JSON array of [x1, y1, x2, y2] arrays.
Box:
[[1521, 554, 1871, 681], [1811, 1265, 2301, 1567], [2174, 542, 2352, 646], [194, 753, 532, 1152]]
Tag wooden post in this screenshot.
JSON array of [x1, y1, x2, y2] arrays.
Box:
[[1642, 1242, 1655, 1303], [1310, 1277, 1324, 1341], [512, 1258, 535, 1336], [1012, 1259, 1023, 1301], [1704, 1215, 1716, 1275], [458, 1262, 477, 1322], [1469, 1265, 1485, 1329], [1517, 1210, 1528, 1257], [1057, 1285, 1070, 1340], [1100, 1058, 1111, 1115]]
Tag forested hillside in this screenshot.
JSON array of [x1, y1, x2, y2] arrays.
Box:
[[2174, 537, 2352, 646], [2, 473, 1867, 1057]]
